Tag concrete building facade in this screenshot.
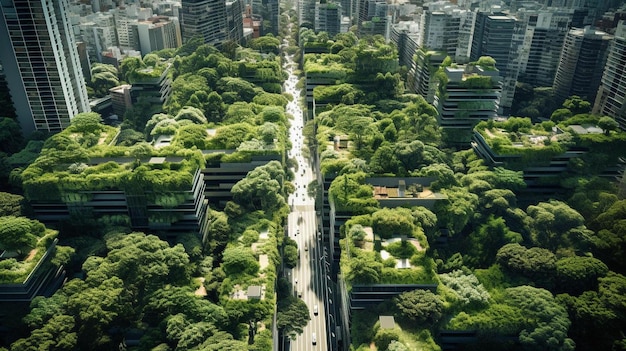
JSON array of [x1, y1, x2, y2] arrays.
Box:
[[137, 16, 183, 55]]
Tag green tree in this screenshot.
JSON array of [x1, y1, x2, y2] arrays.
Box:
[[369, 144, 400, 174], [69, 112, 103, 134], [221, 245, 259, 276], [556, 256, 609, 294], [90, 65, 120, 97], [467, 215, 522, 268], [0, 216, 45, 254], [393, 289, 443, 325], [371, 208, 415, 239], [393, 140, 424, 174], [10, 315, 77, 351], [349, 224, 367, 243], [558, 272, 626, 351], [435, 186, 478, 235], [439, 270, 490, 307], [115, 128, 144, 146], [346, 252, 383, 284], [166, 74, 210, 114], [416, 163, 457, 190], [373, 327, 400, 351], [231, 160, 286, 213], [412, 207, 438, 239], [0, 192, 23, 216], [562, 96, 591, 115], [526, 200, 591, 252], [284, 245, 299, 268], [550, 108, 573, 123], [205, 91, 226, 122], [250, 35, 281, 54], [598, 116, 619, 135], [83, 232, 191, 302], [276, 296, 310, 338], [145, 286, 228, 326], [259, 122, 280, 145], [387, 340, 409, 351], [507, 286, 575, 351], [176, 124, 208, 149], [174, 106, 208, 125], [119, 56, 145, 83], [589, 199, 626, 270], [0, 117, 24, 154], [496, 243, 556, 287]]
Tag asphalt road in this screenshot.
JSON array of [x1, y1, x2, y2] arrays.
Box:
[[283, 43, 328, 351]]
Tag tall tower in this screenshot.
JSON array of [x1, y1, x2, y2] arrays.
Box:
[[180, 0, 227, 45], [470, 13, 517, 113], [315, 1, 342, 37], [0, 0, 90, 134], [515, 9, 573, 88], [593, 20, 626, 129], [420, 11, 460, 58], [553, 26, 612, 104]]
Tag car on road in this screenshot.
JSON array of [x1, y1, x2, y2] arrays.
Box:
[[312, 333, 317, 345], [298, 290, 302, 298], [313, 305, 318, 315], [304, 243, 308, 251]]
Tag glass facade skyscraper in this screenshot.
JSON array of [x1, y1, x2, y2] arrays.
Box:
[[0, 0, 90, 134]]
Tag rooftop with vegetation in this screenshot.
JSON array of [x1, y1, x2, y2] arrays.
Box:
[[474, 111, 626, 172], [301, 29, 626, 351], [0, 216, 68, 284]]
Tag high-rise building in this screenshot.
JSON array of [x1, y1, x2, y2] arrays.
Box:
[[515, 9, 573, 88], [315, 1, 343, 37], [357, 0, 393, 37], [76, 11, 118, 62], [180, 0, 228, 45], [115, 5, 150, 51], [298, 0, 316, 28], [593, 20, 626, 129], [226, 0, 244, 43], [433, 62, 502, 145], [456, 9, 475, 64], [410, 49, 447, 104], [391, 21, 420, 71], [0, 0, 90, 134], [420, 10, 460, 58], [553, 26, 612, 103], [258, 0, 280, 35], [470, 12, 517, 113], [137, 16, 182, 56]]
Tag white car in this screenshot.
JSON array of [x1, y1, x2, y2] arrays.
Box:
[[312, 332, 317, 345], [313, 304, 318, 315]]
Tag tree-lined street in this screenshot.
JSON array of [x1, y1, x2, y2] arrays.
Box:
[[283, 31, 328, 350]]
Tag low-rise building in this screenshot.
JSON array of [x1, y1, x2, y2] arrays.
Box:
[[471, 119, 626, 195], [0, 237, 65, 302]]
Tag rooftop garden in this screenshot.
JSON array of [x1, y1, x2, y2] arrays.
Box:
[[475, 114, 626, 172], [5, 37, 294, 351], [0, 216, 69, 284], [303, 54, 352, 80], [19, 113, 205, 202], [474, 118, 569, 165], [339, 207, 437, 290]]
